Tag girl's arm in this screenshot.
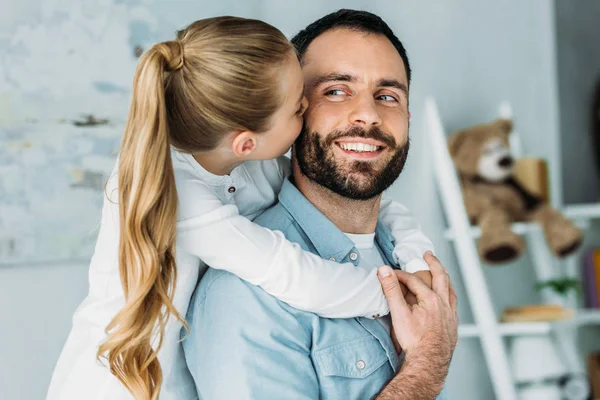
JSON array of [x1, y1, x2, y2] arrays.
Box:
[[176, 174, 388, 319], [379, 195, 435, 273]]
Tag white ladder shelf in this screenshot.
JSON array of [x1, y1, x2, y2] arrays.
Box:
[[425, 98, 518, 400], [425, 98, 600, 399]]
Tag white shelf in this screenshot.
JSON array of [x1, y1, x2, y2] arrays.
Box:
[[563, 203, 600, 220], [445, 222, 533, 240], [498, 321, 553, 336], [458, 322, 550, 338], [560, 309, 600, 327], [444, 218, 591, 240], [444, 202, 600, 240], [458, 310, 600, 338]]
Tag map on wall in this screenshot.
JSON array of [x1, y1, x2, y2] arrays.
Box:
[[0, 122, 122, 265], [0, 0, 164, 265]]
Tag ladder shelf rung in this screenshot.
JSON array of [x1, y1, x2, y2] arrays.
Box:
[[444, 220, 590, 241], [458, 310, 600, 338]]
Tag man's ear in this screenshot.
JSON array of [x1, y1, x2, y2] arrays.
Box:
[[231, 131, 257, 157]]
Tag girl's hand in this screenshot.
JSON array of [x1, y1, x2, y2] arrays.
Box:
[[404, 270, 433, 306]]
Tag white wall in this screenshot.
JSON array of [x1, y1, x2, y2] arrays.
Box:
[[0, 1, 567, 399], [0, 262, 88, 400]]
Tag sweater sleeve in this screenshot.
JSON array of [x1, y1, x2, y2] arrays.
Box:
[[379, 195, 435, 273]]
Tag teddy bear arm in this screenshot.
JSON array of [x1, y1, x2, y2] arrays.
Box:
[[462, 186, 494, 223], [528, 204, 583, 257]]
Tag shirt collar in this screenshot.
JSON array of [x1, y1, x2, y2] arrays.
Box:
[[172, 147, 246, 191], [278, 178, 396, 266]]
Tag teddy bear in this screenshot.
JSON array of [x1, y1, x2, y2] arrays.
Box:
[[448, 118, 583, 264]]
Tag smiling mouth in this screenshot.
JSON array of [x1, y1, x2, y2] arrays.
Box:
[[334, 140, 387, 160], [337, 142, 383, 152]]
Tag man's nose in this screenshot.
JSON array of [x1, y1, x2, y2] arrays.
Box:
[[348, 97, 383, 128]]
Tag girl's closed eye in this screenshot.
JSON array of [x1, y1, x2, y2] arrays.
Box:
[[296, 103, 306, 115], [296, 96, 309, 116]]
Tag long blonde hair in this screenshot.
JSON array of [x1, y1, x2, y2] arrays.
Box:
[[97, 17, 294, 400]]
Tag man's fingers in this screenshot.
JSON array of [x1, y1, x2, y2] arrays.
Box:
[[449, 278, 458, 311], [425, 251, 450, 304], [377, 266, 410, 320]]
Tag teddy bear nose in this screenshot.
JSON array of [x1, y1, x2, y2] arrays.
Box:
[[498, 156, 514, 167]]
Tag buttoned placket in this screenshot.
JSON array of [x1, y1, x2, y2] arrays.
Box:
[[224, 176, 237, 203], [225, 164, 248, 202]]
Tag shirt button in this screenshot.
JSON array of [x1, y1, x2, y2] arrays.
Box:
[[328, 256, 336, 262], [356, 360, 366, 370], [228, 186, 236, 193], [349, 252, 358, 261]]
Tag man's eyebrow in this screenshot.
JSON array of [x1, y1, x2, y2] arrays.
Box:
[[310, 73, 357, 88], [377, 79, 408, 96], [310, 74, 408, 96]]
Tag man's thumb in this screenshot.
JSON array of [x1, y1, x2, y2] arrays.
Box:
[[378, 265, 409, 319], [377, 265, 400, 294]]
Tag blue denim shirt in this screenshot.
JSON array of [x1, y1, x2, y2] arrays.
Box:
[[182, 179, 448, 400]]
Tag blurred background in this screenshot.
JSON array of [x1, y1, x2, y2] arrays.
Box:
[[1, 0, 600, 399]]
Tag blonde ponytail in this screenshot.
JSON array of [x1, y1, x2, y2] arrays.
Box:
[[96, 17, 294, 399], [97, 40, 183, 400]]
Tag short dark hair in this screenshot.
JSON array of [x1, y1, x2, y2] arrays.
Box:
[[291, 9, 411, 84]]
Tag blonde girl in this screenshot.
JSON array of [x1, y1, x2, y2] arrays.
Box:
[[48, 16, 433, 400]]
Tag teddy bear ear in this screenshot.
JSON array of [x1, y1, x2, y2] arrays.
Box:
[[447, 130, 466, 157], [494, 118, 513, 135]]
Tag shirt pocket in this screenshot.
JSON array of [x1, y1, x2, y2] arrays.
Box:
[[313, 335, 389, 379]]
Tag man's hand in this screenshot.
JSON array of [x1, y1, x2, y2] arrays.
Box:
[[375, 251, 458, 399], [387, 269, 432, 355]]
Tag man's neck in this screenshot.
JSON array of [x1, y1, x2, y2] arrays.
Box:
[[292, 162, 380, 234]]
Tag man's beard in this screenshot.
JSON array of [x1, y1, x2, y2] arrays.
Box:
[[294, 124, 409, 200]]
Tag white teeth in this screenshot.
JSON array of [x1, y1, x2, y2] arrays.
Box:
[[339, 142, 380, 152]]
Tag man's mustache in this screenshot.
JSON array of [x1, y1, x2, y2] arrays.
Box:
[[323, 126, 398, 150]]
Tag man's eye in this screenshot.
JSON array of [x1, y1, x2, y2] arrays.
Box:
[[377, 94, 398, 102], [325, 89, 346, 96]]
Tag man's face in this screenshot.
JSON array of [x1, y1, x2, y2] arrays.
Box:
[[295, 28, 410, 200]]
